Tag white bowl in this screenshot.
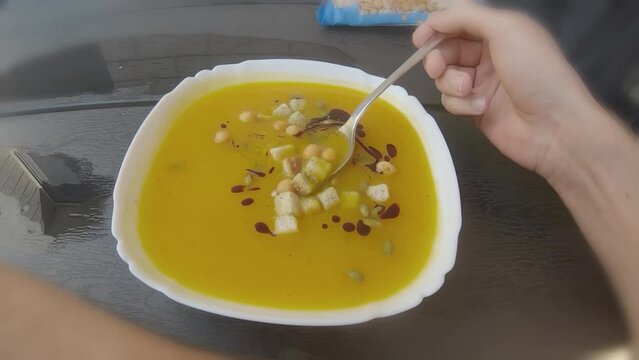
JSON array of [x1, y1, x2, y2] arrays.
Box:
[[112, 59, 461, 326]]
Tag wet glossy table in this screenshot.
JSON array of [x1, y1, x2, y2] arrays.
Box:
[[0, 2, 630, 360]]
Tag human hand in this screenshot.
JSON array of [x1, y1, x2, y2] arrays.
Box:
[[413, 4, 600, 179]]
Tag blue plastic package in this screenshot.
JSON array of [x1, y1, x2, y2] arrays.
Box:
[[316, 0, 450, 26]]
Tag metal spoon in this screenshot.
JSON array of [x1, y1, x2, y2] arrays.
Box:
[[333, 32, 446, 175]]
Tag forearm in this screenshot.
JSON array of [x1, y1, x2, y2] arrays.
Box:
[[0, 263, 223, 360], [545, 100, 639, 340]]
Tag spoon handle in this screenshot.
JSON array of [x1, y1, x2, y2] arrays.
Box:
[[350, 32, 446, 122]]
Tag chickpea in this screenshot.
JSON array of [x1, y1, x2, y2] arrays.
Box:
[[213, 130, 231, 144], [303, 144, 322, 159], [273, 120, 287, 131], [375, 161, 397, 175], [238, 111, 255, 123], [285, 125, 301, 136], [282, 157, 302, 177], [276, 178, 294, 193], [321, 148, 337, 162]]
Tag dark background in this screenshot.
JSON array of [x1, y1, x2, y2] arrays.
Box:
[[0, 1, 637, 359], [1, 0, 638, 125]]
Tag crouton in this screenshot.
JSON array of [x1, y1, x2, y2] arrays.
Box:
[[273, 103, 293, 117], [289, 98, 307, 112], [317, 187, 340, 210], [291, 173, 316, 196], [366, 184, 389, 203], [288, 111, 308, 127], [274, 191, 301, 216], [303, 156, 333, 183], [275, 215, 298, 234], [269, 144, 295, 161]]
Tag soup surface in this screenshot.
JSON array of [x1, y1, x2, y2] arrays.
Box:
[[139, 82, 437, 310]]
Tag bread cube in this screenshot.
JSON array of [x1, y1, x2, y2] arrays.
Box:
[[341, 191, 360, 209], [317, 187, 340, 210], [273, 103, 293, 117], [366, 184, 389, 203], [289, 98, 307, 112], [301, 197, 322, 215], [303, 156, 333, 183], [274, 191, 301, 216], [275, 215, 298, 235], [269, 144, 295, 162], [288, 111, 308, 127], [291, 173, 316, 196]]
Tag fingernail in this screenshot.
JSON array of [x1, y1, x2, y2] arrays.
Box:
[[471, 98, 486, 113]]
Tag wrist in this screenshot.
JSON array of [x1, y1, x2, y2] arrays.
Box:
[[538, 98, 636, 197]]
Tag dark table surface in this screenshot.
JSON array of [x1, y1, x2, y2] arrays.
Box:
[[0, 2, 633, 359]]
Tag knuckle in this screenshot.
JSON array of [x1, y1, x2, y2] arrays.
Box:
[[435, 77, 448, 92]]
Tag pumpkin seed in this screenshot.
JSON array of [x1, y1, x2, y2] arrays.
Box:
[[363, 218, 382, 227], [383, 240, 393, 256], [359, 204, 370, 217], [346, 270, 365, 283], [244, 173, 253, 186]]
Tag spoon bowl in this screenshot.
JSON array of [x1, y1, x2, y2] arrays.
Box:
[[332, 32, 446, 176]]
